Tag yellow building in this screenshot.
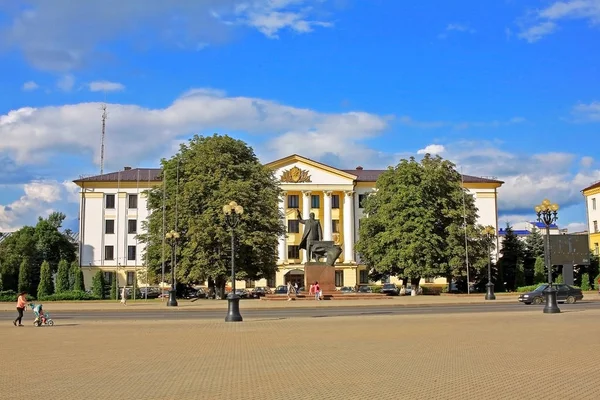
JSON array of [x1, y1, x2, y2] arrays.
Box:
[[73, 154, 503, 290], [582, 181, 600, 255]]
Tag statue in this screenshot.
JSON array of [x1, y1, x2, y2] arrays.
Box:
[[297, 209, 342, 267]]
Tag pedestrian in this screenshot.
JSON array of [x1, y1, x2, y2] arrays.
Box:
[[120, 287, 127, 306], [314, 281, 320, 301], [13, 291, 27, 327], [287, 281, 293, 301], [309, 283, 315, 298], [294, 282, 299, 297]]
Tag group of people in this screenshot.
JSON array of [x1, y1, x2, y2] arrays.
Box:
[[12, 291, 46, 326], [286, 281, 323, 301]]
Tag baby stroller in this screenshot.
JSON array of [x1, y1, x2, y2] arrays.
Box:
[[29, 303, 54, 327]]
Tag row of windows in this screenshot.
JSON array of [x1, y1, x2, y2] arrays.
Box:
[[105, 194, 138, 209], [286, 194, 369, 209], [103, 271, 136, 286], [104, 245, 137, 261], [287, 219, 340, 233], [105, 219, 138, 234]]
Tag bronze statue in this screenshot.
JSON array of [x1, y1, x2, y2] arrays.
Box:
[[297, 209, 323, 260]]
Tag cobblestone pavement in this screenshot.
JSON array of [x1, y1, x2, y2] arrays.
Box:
[[2, 309, 600, 400]]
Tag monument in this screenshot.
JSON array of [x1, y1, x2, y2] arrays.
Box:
[[297, 209, 343, 292]]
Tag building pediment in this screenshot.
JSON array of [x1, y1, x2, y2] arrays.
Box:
[[266, 154, 357, 186]]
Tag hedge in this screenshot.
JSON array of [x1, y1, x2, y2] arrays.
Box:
[[421, 285, 444, 295], [37, 291, 100, 301], [0, 290, 22, 302]]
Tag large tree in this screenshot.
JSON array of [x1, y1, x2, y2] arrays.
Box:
[[139, 134, 285, 298], [497, 224, 525, 291], [356, 154, 488, 291]]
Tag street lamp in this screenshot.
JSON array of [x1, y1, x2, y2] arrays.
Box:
[[165, 229, 180, 307], [534, 198, 560, 314], [223, 200, 244, 322], [483, 225, 496, 301]]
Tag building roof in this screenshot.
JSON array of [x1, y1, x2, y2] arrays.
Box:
[[498, 229, 531, 236], [529, 221, 559, 229], [75, 166, 504, 185], [582, 180, 600, 193]]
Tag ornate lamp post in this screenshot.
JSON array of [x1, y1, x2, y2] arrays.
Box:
[[534, 198, 560, 314], [165, 229, 180, 307], [223, 201, 244, 322], [483, 225, 496, 300]]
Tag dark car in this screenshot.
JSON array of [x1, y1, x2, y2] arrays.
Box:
[[518, 284, 584, 305], [250, 287, 270, 298], [234, 289, 250, 299], [357, 285, 373, 293], [381, 283, 400, 296], [339, 286, 355, 293], [274, 285, 288, 294]]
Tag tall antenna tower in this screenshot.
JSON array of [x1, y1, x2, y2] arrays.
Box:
[[100, 104, 108, 175]]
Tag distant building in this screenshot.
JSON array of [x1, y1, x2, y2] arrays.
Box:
[[582, 180, 600, 255], [497, 221, 564, 250]]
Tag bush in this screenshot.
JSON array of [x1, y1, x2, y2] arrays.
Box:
[[580, 273, 591, 291], [71, 262, 86, 292], [38, 290, 100, 301], [421, 285, 444, 295], [37, 261, 54, 298], [91, 271, 105, 299], [55, 260, 70, 293], [369, 285, 382, 293], [516, 285, 542, 292], [533, 257, 545, 284], [18, 258, 33, 294], [555, 274, 564, 284], [0, 290, 18, 302], [110, 273, 118, 300]]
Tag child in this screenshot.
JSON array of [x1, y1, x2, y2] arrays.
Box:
[[32, 303, 45, 324]]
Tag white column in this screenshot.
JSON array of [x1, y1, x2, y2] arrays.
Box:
[[343, 191, 355, 263], [278, 191, 287, 264], [323, 191, 332, 240], [301, 191, 311, 263]]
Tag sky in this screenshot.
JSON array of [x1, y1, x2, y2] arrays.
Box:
[[1, 0, 599, 233]]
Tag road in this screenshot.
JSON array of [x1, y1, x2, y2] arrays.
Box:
[[2, 301, 600, 321]]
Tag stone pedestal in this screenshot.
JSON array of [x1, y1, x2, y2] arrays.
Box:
[[304, 262, 335, 292]]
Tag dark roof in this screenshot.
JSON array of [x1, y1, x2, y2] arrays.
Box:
[[582, 181, 600, 193], [343, 169, 504, 184], [74, 168, 161, 183], [74, 167, 503, 185]]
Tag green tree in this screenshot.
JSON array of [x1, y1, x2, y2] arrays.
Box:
[[356, 154, 488, 292], [91, 271, 105, 299], [34, 212, 77, 272], [533, 256, 545, 284], [580, 273, 591, 291], [555, 274, 564, 284], [0, 271, 3, 291], [139, 134, 285, 298], [515, 260, 525, 288], [524, 227, 544, 259], [55, 260, 70, 293], [71, 261, 85, 291], [37, 260, 54, 298], [0, 227, 37, 291], [110, 273, 118, 300], [17, 257, 33, 294], [497, 224, 525, 291]]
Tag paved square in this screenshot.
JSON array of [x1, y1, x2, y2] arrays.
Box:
[[1, 309, 599, 399]]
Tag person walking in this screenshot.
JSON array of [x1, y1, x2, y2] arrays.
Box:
[[294, 282, 299, 297], [13, 291, 27, 327], [120, 287, 127, 306], [314, 281, 320, 301], [287, 281, 293, 301]]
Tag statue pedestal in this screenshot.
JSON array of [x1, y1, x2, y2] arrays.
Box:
[[304, 262, 335, 292]]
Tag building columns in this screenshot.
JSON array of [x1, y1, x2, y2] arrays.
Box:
[[301, 191, 312, 263], [278, 191, 287, 264], [343, 191, 355, 263], [323, 191, 332, 240]]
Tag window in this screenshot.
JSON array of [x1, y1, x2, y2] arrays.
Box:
[[335, 270, 344, 287], [332, 219, 340, 233], [287, 219, 300, 233], [331, 195, 340, 209], [359, 270, 369, 284], [594, 221, 598, 233], [425, 277, 435, 283], [128, 194, 138, 209], [245, 279, 255, 289], [287, 245, 300, 259], [103, 272, 113, 285], [128, 219, 137, 234], [593, 198, 597, 211], [127, 272, 134, 286], [105, 194, 115, 209], [105, 219, 115, 234], [358, 194, 368, 208], [127, 245, 136, 261], [311, 194, 320, 208], [287, 194, 299, 209], [104, 245, 114, 260]]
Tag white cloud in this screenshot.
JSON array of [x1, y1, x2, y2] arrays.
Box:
[[56, 75, 75, 91], [0, 0, 332, 71], [438, 23, 476, 39], [417, 144, 445, 155], [88, 81, 125, 92], [581, 156, 595, 168], [572, 101, 600, 122], [565, 222, 587, 233], [0, 180, 76, 231], [22, 81, 39, 91], [518, 0, 600, 42]]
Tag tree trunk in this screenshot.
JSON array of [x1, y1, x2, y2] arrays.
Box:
[[446, 274, 453, 293], [411, 277, 420, 296], [214, 276, 226, 300], [207, 278, 215, 299]]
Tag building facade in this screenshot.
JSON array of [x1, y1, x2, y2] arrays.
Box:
[[73, 155, 503, 289], [582, 181, 600, 255]]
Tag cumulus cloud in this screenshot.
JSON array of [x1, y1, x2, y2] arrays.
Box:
[[0, 0, 333, 71], [22, 81, 39, 91], [572, 101, 600, 122], [417, 144, 445, 155], [88, 81, 125, 92], [518, 0, 600, 42]]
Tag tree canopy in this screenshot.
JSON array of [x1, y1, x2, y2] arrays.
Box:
[[355, 154, 489, 287], [140, 134, 285, 292]]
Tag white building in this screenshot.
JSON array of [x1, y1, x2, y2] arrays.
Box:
[[582, 181, 600, 255], [73, 154, 503, 289]]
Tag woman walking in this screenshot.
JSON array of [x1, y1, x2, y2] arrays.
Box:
[[13, 291, 27, 327]]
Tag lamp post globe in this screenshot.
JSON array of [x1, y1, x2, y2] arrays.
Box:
[[483, 225, 496, 300], [224, 201, 244, 322], [165, 230, 180, 307], [534, 199, 560, 314]]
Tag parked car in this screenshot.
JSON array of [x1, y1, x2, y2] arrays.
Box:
[[234, 289, 250, 299], [274, 285, 288, 294], [339, 286, 356, 293], [381, 283, 400, 296], [182, 287, 207, 299], [139, 287, 161, 299], [518, 284, 584, 305], [357, 285, 373, 293], [250, 287, 270, 298]]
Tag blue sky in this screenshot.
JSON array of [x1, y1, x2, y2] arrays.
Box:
[[1, 0, 599, 233]]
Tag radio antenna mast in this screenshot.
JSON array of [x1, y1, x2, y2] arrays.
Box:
[[100, 103, 108, 175]]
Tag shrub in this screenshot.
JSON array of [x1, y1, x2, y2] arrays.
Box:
[[38, 290, 100, 301], [91, 271, 105, 299], [18, 258, 33, 294], [555, 274, 564, 284], [0, 272, 3, 291], [55, 260, 70, 293], [516, 285, 543, 292], [110, 273, 118, 300], [369, 285, 382, 293], [71, 262, 86, 292], [0, 290, 18, 302], [580, 273, 591, 291], [533, 257, 545, 283], [421, 285, 444, 295], [37, 261, 54, 299]]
